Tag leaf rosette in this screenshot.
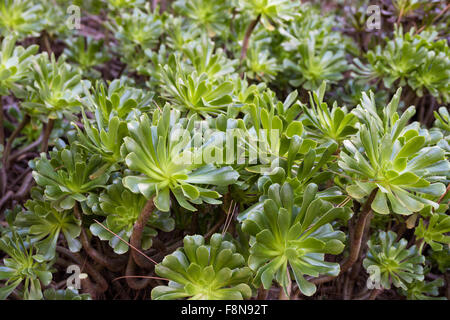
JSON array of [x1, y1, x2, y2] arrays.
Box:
[[89, 180, 175, 254], [152, 233, 252, 300], [242, 182, 352, 296], [123, 105, 239, 212]]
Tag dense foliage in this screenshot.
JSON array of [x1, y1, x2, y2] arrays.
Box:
[[0, 0, 448, 300]]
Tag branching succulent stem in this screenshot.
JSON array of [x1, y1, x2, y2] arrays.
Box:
[[130, 197, 156, 269], [13, 172, 34, 201], [239, 14, 261, 74], [3, 115, 30, 169], [312, 188, 378, 285], [416, 4, 450, 34], [368, 288, 383, 300], [257, 287, 268, 300], [9, 134, 43, 163], [125, 253, 154, 290], [40, 118, 55, 153], [0, 97, 4, 147]]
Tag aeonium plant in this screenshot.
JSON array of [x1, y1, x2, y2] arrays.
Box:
[[300, 82, 358, 147], [363, 231, 425, 290], [172, 0, 232, 36], [23, 52, 89, 124], [73, 79, 153, 170], [159, 54, 235, 117], [0, 232, 53, 300], [88, 179, 175, 254], [31, 144, 110, 211], [0, 0, 45, 39], [239, 87, 342, 203], [14, 187, 81, 260], [0, 35, 39, 97], [242, 182, 352, 296], [339, 88, 450, 215], [152, 233, 253, 300], [122, 104, 239, 212]]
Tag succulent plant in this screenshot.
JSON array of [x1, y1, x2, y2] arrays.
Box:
[[43, 288, 91, 300], [283, 34, 348, 90], [339, 88, 450, 215], [0, 0, 45, 38], [245, 41, 280, 82], [122, 105, 239, 212], [105, 0, 145, 10], [353, 27, 450, 103], [415, 213, 450, 252], [0, 0, 449, 302], [89, 180, 175, 254], [31, 145, 110, 211], [107, 4, 163, 71], [300, 82, 358, 146], [63, 36, 111, 79], [181, 38, 237, 82], [152, 233, 252, 300], [399, 278, 446, 300], [0, 232, 53, 300], [81, 78, 153, 121], [23, 53, 88, 121], [363, 231, 425, 290], [73, 110, 128, 169], [242, 183, 352, 296], [0, 36, 38, 97], [239, 0, 298, 30], [392, 0, 426, 19], [172, 0, 232, 35], [108, 4, 162, 49], [14, 188, 81, 260], [159, 55, 235, 117]]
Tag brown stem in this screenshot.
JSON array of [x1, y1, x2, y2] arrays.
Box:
[[278, 288, 289, 300], [397, 6, 404, 24], [42, 31, 52, 54], [151, 0, 158, 11], [11, 168, 31, 189], [256, 287, 268, 300], [353, 286, 370, 300], [340, 189, 377, 273], [0, 190, 13, 212], [151, 237, 167, 255], [278, 269, 292, 300], [40, 118, 55, 153], [239, 14, 261, 74], [0, 166, 6, 196], [105, 270, 131, 300], [445, 272, 450, 300], [312, 188, 378, 285], [437, 184, 450, 206], [368, 289, 383, 300], [12, 172, 34, 201], [9, 134, 43, 163], [130, 197, 155, 269], [345, 211, 373, 299], [416, 4, 450, 34], [0, 98, 5, 196], [125, 253, 153, 290], [424, 96, 436, 126], [3, 115, 30, 169], [0, 97, 4, 146]]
